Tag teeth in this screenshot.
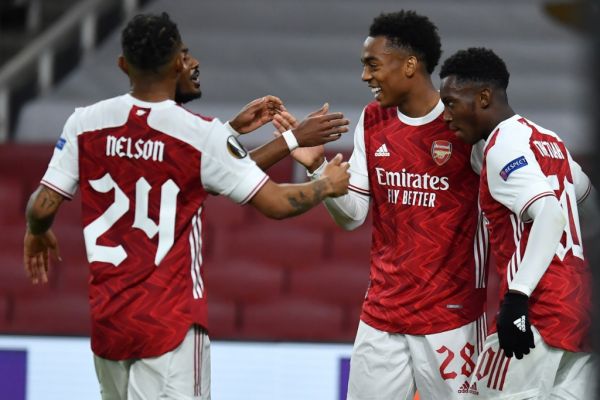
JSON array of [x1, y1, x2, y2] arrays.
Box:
[[370, 87, 381, 96]]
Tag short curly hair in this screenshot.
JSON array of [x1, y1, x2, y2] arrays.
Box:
[[121, 12, 181, 72], [440, 47, 510, 90], [369, 11, 442, 74]]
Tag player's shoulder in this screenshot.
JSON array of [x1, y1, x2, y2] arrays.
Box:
[[175, 104, 215, 122], [73, 94, 129, 115], [363, 101, 396, 126], [487, 115, 531, 150], [63, 94, 130, 134], [166, 104, 219, 131]]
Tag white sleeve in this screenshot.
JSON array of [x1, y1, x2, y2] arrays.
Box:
[[347, 109, 370, 195], [509, 196, 566, 296], [470, 139, 485, 174], [306, 109, 370, 230], [569, 154, 592, 203], [323, 188, 370, 231], [200, 119, 268, 204], [485, 133, 555, 220], [568, 154, 599, 239], [40, 109, 81, 199]]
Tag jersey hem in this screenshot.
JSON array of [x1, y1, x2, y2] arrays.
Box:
[[360, 311, 482, 336]]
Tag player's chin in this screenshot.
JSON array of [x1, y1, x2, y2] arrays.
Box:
[[453, 129, 469, 144], [375, 96, 391, 108]]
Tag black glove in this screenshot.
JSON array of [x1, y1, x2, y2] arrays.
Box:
[[496, 292, 535, 359]]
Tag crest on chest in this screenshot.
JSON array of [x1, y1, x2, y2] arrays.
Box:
[[431, 140, 452, 166]]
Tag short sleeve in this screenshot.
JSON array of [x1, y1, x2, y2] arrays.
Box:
[[567, 153, 591, 203], [200, 119, 268, 204], [40, 109, 80, 199], [348, 109, 370, 196], [485, 131, 555, 219]]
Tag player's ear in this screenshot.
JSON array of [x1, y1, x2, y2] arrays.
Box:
[[405, 56, 417, 78], [118, 55, 128, 76], [174, 54, 184, 75], [479, 87, 491, 109]]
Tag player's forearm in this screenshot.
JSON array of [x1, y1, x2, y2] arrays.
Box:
[[250, 178, 333, 219], [324, 192, 369, 231], [26, 185, 64, 235], [510, 197, 566, 296], [249, 137, 289, 171], [308, 159, 369, 230]]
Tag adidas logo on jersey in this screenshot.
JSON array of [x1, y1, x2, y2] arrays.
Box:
[[469, 382, 479, 395], [513, 315, 527, 332], [458, 381, 479, 395], [458, 381, 470, 394], [375, 143, 390, 157]]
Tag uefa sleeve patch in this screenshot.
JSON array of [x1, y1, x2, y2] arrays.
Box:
[[55, 137, 66, 150], [499, 156, 528, 181], [226, 135, 248, 159]]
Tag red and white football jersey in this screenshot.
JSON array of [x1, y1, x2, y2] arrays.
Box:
[[41, 94, 268, 360], [480, 115, 591, 352], [349, 100, 488, 334]]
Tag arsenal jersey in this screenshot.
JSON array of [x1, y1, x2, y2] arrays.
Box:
[[41, 94, 268, 360], [480, 115, 591, 352], [348, 100, 487, 334]]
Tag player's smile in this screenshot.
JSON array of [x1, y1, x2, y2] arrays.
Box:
[[370, 86, 382, 100], [190, 66, 200, 88]]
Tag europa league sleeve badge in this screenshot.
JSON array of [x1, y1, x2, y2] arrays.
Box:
[[226, 135, 248, 159]]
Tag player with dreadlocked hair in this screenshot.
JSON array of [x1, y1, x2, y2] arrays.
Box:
[[440, 47, 595, 399], [24, 12, 352, 399], [273, 10, 488, 400]]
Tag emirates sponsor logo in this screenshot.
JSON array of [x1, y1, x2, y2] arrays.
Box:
[[431, 140, 452, 166], [375, 167, 449, 191], [374, 143, 390, 157]]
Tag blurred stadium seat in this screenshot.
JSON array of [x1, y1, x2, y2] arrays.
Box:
[[8, 291, 90, 335], [207, 298, 238, 339], [240, 296, 345, 341], [204, 257, 285, 302]]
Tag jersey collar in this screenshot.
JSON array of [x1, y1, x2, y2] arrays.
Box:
[[396, 99, 444, 126], [123, 93, 176, 109]]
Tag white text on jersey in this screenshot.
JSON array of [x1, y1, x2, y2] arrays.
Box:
[[375, 167, 449, 190], [376, 167, 447, 208], [106, 135, 165, 162], [532, 140, 564, 160]]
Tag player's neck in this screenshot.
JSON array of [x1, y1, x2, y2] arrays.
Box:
[[129, 79, 176, 103], [484, 106, 516, 139], [396, 79, 439, 118]]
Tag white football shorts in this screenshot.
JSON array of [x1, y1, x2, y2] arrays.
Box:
[[94, 325, 211, 400], [347, 315, 487, 400], [466, 326, 595, 399]]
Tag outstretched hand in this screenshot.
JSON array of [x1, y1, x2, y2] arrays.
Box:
[[230, 95, 283, 134], [321, 153, 350, 197], [24, 229, 61, 284], [273, 103, 348, 172]]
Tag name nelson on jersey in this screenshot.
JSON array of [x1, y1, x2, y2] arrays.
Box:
[[106, 135, 165, 162], [375, 167, 449, 208]]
